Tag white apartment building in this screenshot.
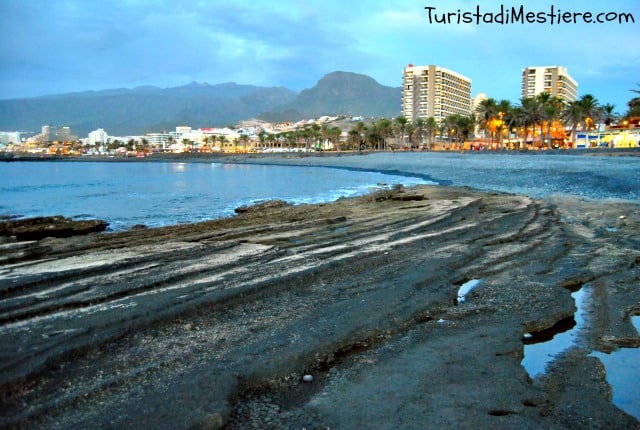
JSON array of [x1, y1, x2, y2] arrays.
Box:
[[521, 66, 578, 102], [0, 131, 21, 145], [88, 128, 109, 146], [402, 64, 472, 123]]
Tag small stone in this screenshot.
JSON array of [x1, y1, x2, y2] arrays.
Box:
[[619, 215, 626, 219], [523, 332, 533, 339], [302, 374, 313, 383]]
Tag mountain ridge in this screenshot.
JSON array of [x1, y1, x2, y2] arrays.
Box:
[[0, 72, 401, 136]]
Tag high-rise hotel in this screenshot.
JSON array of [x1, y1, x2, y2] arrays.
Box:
[[521, 66, 578, 102], [401, 64, 472, 122]]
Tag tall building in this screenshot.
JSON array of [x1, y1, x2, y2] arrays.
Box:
[[402, 64, 472, 123], [521, 66, 578, 102], [88, 128, 109, 146]]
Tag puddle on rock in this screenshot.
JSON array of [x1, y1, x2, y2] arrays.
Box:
[[590, 348, 640, 420], [521, 287, 587, 379], [588, 315, 640, 420], [522, 287, 639, 420]]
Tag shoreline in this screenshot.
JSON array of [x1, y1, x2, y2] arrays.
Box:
[[1, 146, 640, 164], [1, 155, 639, 428]]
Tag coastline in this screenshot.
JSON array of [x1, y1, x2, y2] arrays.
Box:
[[1, 154, 639, 428], [1, 146, 640, 164]]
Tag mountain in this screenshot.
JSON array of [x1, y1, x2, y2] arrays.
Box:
[[0, 82, 297, 136], [261, 71, 401, 121], [0, 72, 401, 136]]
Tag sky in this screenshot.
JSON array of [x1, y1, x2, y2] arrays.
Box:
[[1, 0, 639, 112]]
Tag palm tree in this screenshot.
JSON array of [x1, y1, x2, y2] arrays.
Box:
[[562, 100, 584, 145], [625, 97, 640, 119], [447, 114, 475, 147], [239, 134, 250, 152], [353, 121, 367, 151], [578, 94, 600, 131], [217, 135, 227, 152], [519, 97, 544, 148], [328, 126, 342, 150], [507, 106, 524, 149], [600, 103, 618, 129], [347, 129, 360, 151], [377, 118, 393, 150], [495, 99, 512, 148], [257, 130, 267, 150], [394, 116, 409, 149], [424, 117, 438, 150], [475, 98, 498, 143], [537, 93, 563, 149], [139, 138, 150, 154], [411, 118, 425, 149]]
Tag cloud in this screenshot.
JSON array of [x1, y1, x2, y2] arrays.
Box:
[[0, 0, 638, 109]]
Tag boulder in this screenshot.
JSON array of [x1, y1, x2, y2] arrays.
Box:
[[0, 216, 108, 241]]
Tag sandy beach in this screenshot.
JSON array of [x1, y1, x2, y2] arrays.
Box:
[[1, 152, 639, 429]]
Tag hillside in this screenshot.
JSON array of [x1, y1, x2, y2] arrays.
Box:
[[0, 72, 401, 136], [0, 83, 297, 136], [260, 71, 401, 122]]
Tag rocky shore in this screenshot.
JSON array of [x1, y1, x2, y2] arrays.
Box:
[[1, 175, 639, 428]]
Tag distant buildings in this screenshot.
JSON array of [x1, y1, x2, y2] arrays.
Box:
[[88, 128, 108, 146], [521, 66, 578, 102], [402, 64, 472, 122], [0, 131, 21, 146]]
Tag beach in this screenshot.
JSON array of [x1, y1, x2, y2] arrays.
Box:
[[1, 152, 639, 429]]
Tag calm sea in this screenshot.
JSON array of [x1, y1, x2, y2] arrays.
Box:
[[0, 161, 430, 231]]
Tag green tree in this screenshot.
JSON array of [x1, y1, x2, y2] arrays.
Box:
[[239, 134, 250, 152], [394, 116, 409, 149], [475, 98, 498, 143], [562, 100, 583, 146], [347, 129, 360, 151], [377, 118, 393, 150], [519, 97, 544, 148], [424, 117, 438, 150], [328, 126, 342, 150], [578, 94, 600, 131], [352, 121, 367, 150], [495, 99, 513, 148], [257, 130, 268, 149], [600, 103, 618, 129], [411, 118, 425, 149], [217, 135, 228, 152], [536, 93, 563, 149], [181, 138, 191, 152]]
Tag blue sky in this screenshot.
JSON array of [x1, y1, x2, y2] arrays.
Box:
[[1, 0, 639, 112]]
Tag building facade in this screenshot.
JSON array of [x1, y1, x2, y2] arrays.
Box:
[[88, 128, 109, 146], [402, 64, 472, 123], [0, 131, 21, 145], [521, 66, 578, 102]]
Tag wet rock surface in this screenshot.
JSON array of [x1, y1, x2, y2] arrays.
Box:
[[0, 184, 638, 429], [0, 216, 108, 242]]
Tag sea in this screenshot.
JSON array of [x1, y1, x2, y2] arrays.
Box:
[[1, 152, 639, 230], [0, 160, 431, 230]]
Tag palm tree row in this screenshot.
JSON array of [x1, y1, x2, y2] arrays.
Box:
[[475, 92, 620, 149], [150, 86, 637, 153], [344, 94, 608, 151]]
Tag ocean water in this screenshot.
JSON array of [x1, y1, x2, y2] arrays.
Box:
[[0, 161, 430, 231], [260, 152, 640, 201]]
